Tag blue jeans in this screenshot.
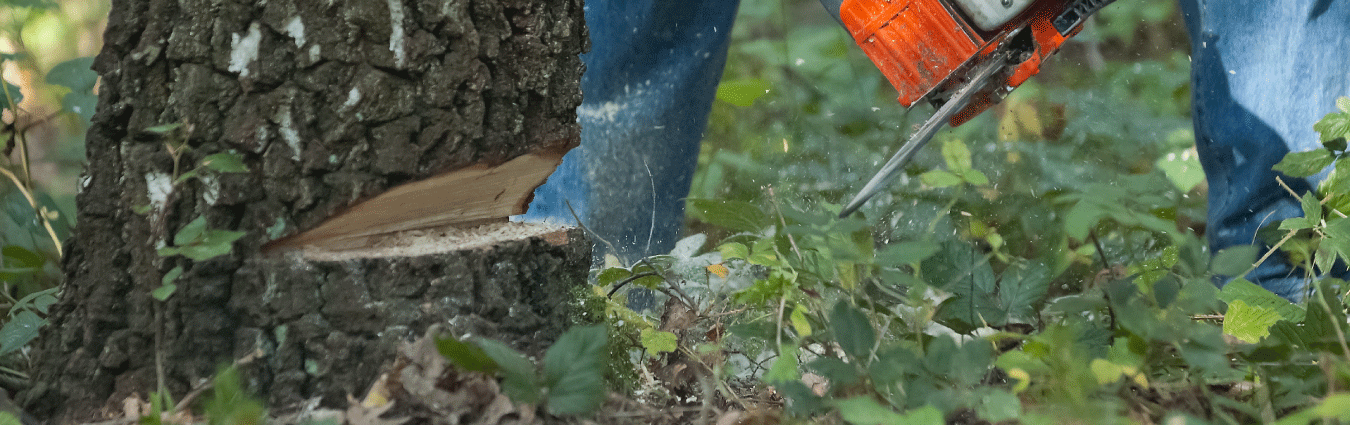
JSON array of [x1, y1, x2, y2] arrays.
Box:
[[1180, 0, 1350, 301], [523, 0, 741, 264], [529, 0, 1350, 302]]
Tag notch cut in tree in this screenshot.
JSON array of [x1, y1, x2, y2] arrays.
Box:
[[265, 143, 568, 252]]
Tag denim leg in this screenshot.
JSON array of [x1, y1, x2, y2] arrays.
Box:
[[1178, 0, 1350, 301], [524, 0, 741, 265]]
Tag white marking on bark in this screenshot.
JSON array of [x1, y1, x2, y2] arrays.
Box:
[[278, 107, 302, 161], [285, 16, 306, 48], [145, 172, 173, 210], [229, 22, 262, 77], [308, 44, 321, 62], [200, 174, 220, 205], [342, 87, 362, 109], [386, 0, 407, 66]]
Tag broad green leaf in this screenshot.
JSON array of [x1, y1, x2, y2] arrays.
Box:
[[436, 335, 498, 374], [831, 397, 905, 425], [2, 245, 43, 268], [1273, 149, 1334, 177], [595, 267, 632, 288], [717, 242, 749, 261], [1062, 202, 1105, 241], [941, 138, 974, 171], [998, 262, 1050, 321], [829, 301, 875, 362], [1218, 278, 1304, 322], [1338, 96, 1350, 113], [1210, 245, 1259, 277], [161, 265, 183, 288], [0, 412, 20, 425], [543, 325, 607, 415], [172, 216, 209, 246], [789, 305, 812, 337], [1312, 393, 1350, 420], [176, 229, 246, 261], [202, 366, 265, 425], [61, 91, 97, 124], [977, 390, 1022, 422], [1314, 109, 1350, 143], [1223, 300, 1282, 343], [0, 310, 44, 356], [200, 152, 250, 173], [476, 339, 541, 404], [764, 344, 800, 384], [687, 199, 766, 233], [639, 328, 677, 354], [1157, 148, 1205, 192], [874, 241, 940, 266], [806, 357, 859, 387], [715, 78, 771, 107], [45, 57, 97, 92], [920, 169, 963, 188]]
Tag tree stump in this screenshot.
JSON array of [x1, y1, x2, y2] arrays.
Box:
[[23, 0, 589, 421]]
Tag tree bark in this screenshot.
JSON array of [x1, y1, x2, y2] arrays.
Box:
[[23, 0, 587, 421]]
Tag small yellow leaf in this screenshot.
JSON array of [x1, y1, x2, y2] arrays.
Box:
[[1007, 368, 1031, 393], [790, 305, 813, 337], [707, 263, 730, 278]]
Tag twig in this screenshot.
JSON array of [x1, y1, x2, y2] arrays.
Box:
[[607, 272, 659, 298], [1089, 229, 1111, 270], [566, 200, 624, 264]]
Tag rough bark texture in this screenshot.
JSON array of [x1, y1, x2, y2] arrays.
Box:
[[23, 0, 587, 421]]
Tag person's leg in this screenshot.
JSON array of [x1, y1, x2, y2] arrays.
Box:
[[525, 0, 741, 265], [1178, 0, 1350, 301]]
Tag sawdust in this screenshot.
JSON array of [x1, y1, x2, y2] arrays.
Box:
[[296, 221, 569, 261]]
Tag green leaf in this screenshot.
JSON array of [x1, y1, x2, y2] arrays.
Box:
[[145, 123, 183, 134], [830, 397, 905, 424], [1273, 149, 1335, 178], [476, 339, 541, 404], [177, 230, 246, 261], [1280, 192, 1322, 230], [543, 325, 608, 415], [639, 328, 677, 354], [1210, 245, 1259, 277], [2, 245, 44, 268], [1223, 299, 1282, 344], [62, 91, 97, 124], [45, 57, 97, 92], [874, 241, 940, 266], [716, 242, 749, 261], [595, 267, 632, 288], [172, 216, 209, 246], [151, 284, 177, 301], [715, 78, 771, 107], [686, 199, 766, 233], [806, 357, 859, 387], [1156, 148, 1206, 192], [1338, 96, 1350, 113], [920, 170, 963, 188], [1062, 202, 1105, 241], [200, 152, 250, 173], [789, 305, 812, 337], [0, 310, 44, 356], [998, 262, 1050, 321], [436, 335, 498, 374], [1312, 393, 1350, 420], [1219, 278, 1304, 322], [829, 301, 875, 362], [977, 390, 1022, 422], [764, 344, 800, 384], [941, 138, 974, 171], [0, 412, 21, 425], [1314, 109, 1350, 143], [202, 366, 265, 425]]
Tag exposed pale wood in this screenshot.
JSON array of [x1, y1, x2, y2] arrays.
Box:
[[268, 150, 565, 251]]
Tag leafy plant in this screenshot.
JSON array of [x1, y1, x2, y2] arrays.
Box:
[[438, 325, 610, 416]]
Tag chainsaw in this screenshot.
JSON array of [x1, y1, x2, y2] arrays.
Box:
[[824, 0, 1117, 217]]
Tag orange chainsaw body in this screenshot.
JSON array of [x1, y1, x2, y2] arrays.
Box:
[[839, 0, 1081, 125]]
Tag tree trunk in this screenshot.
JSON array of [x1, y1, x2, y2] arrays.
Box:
[[23, 0, 588, 421]]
